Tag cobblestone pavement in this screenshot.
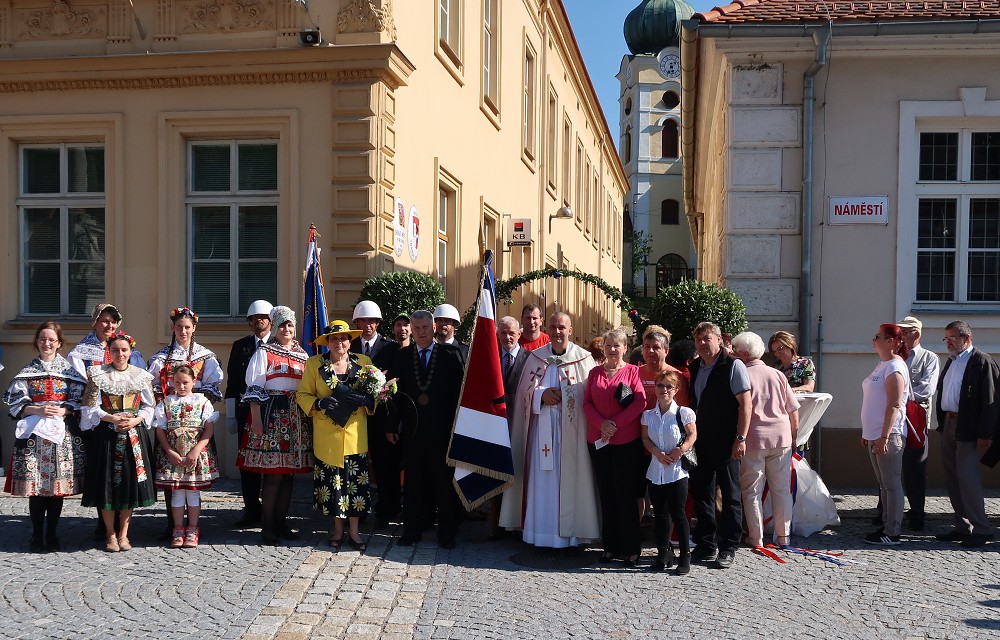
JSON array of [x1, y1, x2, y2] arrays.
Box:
[[1, 480, 998, 640]]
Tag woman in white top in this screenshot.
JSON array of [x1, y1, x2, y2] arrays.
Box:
[[861, 323, 910, 545], [640, 370, 697, 574]]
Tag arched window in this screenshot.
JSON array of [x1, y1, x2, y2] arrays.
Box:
[[661, 120, 679, 159], [622, 126, 632, 164], [661, 199, 679, 225], [624, 97, 632, 116], [656, 253, 689, 290], [663, 91, 680, 109]]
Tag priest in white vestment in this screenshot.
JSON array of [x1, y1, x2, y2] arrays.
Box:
[[499, 312, 599, 547]]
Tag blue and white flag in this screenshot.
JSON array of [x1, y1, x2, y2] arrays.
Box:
[[446, 251, 514, 510], [302, 225, 328, 356]]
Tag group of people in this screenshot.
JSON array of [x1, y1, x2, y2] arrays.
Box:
[[3, 297, 997, 564], [494, 311, 809, 574], [862, 317, 999, 548]]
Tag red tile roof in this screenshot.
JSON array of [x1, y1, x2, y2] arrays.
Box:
[[696, 0, 1000, 23]]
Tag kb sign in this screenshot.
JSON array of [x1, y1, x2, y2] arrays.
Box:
[[507, 218, 532, 247]]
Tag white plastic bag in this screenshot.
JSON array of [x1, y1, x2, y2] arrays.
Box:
[[762, 453, 841, 538]]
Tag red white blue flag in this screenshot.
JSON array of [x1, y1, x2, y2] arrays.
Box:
[[446, 251, 514, 509]]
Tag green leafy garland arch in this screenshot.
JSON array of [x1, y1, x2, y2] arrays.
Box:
[[496, 268, 633, 315]]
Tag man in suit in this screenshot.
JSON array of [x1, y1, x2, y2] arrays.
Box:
[[433, 303, 469, 363], [934, 320, 999, 548], [489, 315, 530, 538], [388, 310, 466, 548], [350, 300, 402, 526], [225, 299, 272, 527]]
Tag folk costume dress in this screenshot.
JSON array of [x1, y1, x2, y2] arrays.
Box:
[[3, 355, 87, 497], [80, 364, 157, 511], [66, 331, 146, 380], [146, 342, 223, 402], [297, 352, 374, 518], [237, 341, 312, 474], [153, 393, 221, 490]]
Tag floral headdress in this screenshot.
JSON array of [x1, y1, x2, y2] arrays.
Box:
[[105, 330, 137, 349], [170, 306, 199, 323]]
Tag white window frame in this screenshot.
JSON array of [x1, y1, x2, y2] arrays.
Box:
[[481, 0, 501, 120], [436, 166, 462, 299], [898, 89, 1000, 320], [521, 37, 537, 166], [437, 0, 464, 83], [17, 143, 106, 316], [186, 140, 280, 317]]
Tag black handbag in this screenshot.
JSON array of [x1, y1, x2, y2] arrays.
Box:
[[614, 382, 635, 409], [677, 420, 698, 470]]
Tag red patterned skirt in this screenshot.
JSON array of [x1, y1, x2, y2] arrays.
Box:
[[237, 390, 313, 474]]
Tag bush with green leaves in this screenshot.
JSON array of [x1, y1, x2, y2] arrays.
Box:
[[649, 279, 748, 341], [356, 271, 446, 339]]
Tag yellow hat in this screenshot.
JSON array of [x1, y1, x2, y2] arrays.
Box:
[[313, 319, 362, 345]]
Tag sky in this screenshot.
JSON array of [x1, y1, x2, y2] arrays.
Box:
[[562, 0, 718, 142]]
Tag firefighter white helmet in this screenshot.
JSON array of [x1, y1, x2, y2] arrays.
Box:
[[352, 300, 383, 321], [246, 300, 273, 318], [433, 303, 461, 323]]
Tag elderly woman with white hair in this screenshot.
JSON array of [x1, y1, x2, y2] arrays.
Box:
[[730, 331, 800, 548]]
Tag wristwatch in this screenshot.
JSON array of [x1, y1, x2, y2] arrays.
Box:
[[735, 435, 747, 442]]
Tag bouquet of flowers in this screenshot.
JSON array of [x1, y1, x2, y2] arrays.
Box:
[[319, 363, 398, 428]]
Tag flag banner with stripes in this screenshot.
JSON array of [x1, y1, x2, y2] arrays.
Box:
[[446, 250, 514, 510], [301, 225, 328, 357]]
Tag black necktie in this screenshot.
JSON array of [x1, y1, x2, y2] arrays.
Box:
[[257, 339, 263, 348], [421, 348, 430, 369], [503, 351, 512, 376], [364, 342, 371, 356]]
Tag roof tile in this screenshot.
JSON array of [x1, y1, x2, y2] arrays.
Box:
[[695, 0, 1000, 23]]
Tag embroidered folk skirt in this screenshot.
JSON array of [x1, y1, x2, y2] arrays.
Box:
[[154, 426, 220, 490], [313, 454, 372, 518], [81, 422, 156, 511], [4, 417, 86, 497], [237, 390, 313, 474]]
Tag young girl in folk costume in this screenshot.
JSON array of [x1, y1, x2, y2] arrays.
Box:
[[146, 306, 223, 536], [154, 365, 220, 548], [3, 322, 88, 552], [80, 332, 157, 552], [237, 306, 312, 546]]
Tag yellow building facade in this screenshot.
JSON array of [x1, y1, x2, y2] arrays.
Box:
[[0, 0, 625, 474]]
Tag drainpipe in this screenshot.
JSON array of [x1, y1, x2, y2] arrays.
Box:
[[799, 23, 831, 358]]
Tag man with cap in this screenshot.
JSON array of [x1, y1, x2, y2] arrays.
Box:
[[392, 312, 412, 348], [433, 303, 469, 363], [896, 316, 939, 531], [67, 303, 146, 539], [351, 301, 403, 527], [225, 299, 273, 527]]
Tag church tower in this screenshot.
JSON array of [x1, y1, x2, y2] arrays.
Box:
[[619, 0, 695, 297]]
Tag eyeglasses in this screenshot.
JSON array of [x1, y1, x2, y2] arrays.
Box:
[[655, 384, 677, 390], [943, 335, 966, 343]]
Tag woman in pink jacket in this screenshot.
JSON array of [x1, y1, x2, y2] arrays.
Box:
[[584, 327, 646, 566]]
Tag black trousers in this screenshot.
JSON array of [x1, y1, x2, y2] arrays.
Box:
[[236, 404, 263, 517], [649, 478, 689, 556], [689, 446, 742, 553], [589, 439, 642, 558], [401, 436, 460, 541], [368, 417, 402, 519]]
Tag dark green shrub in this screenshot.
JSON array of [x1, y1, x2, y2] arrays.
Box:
[[649, 280, 748, 341]]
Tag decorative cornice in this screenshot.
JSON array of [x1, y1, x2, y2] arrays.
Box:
[[337, 0, 396, 40], [0, 68, 403, 93]]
